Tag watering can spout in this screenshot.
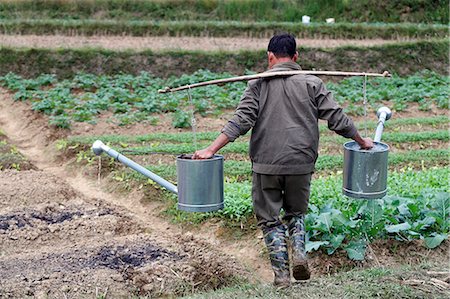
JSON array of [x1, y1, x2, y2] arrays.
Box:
[[374, 107, 392, 143], [91, 140, 178, 194], [92, 140, 110, 156]]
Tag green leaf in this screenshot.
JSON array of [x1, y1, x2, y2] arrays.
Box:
[[398, 204, 411, 217], [306, 241, 329, 253], [412, 216, 436, 231], [318, 212, 333, 233], [328, 234, 345, 254], [366, 200, 384, 226], [424, 234, 448, 249], [407, 202, 421, 217], [330, 234, 345, 249], [385, 222, 411, 233], [430, 192, 450, 230], [345, 240, 366, 261]]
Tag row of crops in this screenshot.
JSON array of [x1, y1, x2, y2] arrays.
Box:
[[0, 70, 448, 129], [59, 116, 449, 260]]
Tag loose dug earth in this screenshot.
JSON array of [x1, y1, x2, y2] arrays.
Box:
[[0, 170, 245, 298], [0, 34, 418, 51]]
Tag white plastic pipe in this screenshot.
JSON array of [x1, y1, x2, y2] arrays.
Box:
[[374, 107, 392, 142], [92, 140, 178, 194]]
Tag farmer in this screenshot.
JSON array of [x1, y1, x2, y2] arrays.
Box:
[[192, 33, 373, 287]]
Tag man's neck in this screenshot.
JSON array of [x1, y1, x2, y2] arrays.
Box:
[[269, 58, 296, 69]]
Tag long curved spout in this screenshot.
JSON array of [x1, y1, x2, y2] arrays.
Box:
[[374, 107, 392, 143], [92, 140, 178, 194]]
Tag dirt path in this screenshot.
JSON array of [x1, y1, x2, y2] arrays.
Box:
[[0, 34, 418, 51], [0, 90, 270, 297]]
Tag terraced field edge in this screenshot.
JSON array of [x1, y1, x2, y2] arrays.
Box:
[[0, 40, 447, 78], [1, 20, 447, 39]]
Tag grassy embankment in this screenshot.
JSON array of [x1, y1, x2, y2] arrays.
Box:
[[0, 19, 447, 39], [0, 40, 447, 78], [0, 0, 447, 23]]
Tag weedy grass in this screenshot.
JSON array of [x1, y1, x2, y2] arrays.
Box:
[[0, 0, 447, 23], [183, 262, 449, 299], [65, 130, 449, 156], [93, 130, 450, 155], [103, 148, 447, 185], [64, 115, 450, 144]]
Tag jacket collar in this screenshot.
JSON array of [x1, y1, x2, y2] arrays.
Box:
[[266, 61, 302, 73]]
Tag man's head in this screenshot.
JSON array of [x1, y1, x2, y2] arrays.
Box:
[[267, 33, 298, 68]]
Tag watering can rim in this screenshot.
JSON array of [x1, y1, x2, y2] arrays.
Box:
[[176, 154, 224, 162], [343, 141, 389, 153]]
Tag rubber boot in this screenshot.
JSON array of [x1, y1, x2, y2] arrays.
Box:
[[262, 224, 291, 287], [287, 215, 310, 280]]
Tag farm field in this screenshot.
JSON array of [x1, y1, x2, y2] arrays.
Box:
[[0, 69, 448, 297], [0, 0, 449, 298]]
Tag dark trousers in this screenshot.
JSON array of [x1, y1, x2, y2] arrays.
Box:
[[252, 172, 312, 227]]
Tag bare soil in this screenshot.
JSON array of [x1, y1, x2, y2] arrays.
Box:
[[0, 89, 448, 297], [0, 34, 419, 51], [0, 93, 248, 298]]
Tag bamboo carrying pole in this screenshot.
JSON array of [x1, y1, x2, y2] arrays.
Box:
[[158, 70, 391, 93]]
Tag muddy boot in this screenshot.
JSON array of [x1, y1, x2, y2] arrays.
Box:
[[262, 224, 291, 287], [287, 215, 310, 280]]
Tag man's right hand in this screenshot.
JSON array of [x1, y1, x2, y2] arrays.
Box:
[[358, 137, 374, 150], [192, 133, 230, 160], [192, 148, 214, 159], [352, 132, 374, 150]]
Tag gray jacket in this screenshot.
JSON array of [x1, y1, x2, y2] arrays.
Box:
[[222, 61, 357, 175]]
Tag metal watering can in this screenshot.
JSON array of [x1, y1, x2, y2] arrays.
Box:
[[343, 107, 392, 199], [91, 141, 224, 212]]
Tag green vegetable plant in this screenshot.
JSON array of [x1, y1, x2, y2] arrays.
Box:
[[1, 71, 447, 129]]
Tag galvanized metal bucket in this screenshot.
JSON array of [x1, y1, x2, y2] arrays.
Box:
[[343, 141, 389, 199], [176, 154, 224, 212]]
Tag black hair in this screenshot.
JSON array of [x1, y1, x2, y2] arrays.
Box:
[[267, 33, 297, 58]]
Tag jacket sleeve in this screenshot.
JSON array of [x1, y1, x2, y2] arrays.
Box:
[[221, 80, 260, 142], [314, 80, 357, 138]]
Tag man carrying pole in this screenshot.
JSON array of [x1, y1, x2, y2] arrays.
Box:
[[192, 33, 373, 287]]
